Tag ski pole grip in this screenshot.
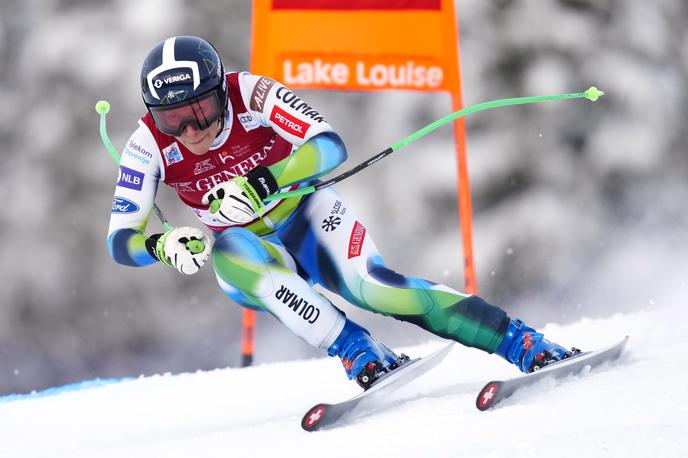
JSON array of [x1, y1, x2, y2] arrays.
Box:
[[95, 100, 121, 164]]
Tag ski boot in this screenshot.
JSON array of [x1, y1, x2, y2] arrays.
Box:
[[495, 318, 580, 373], [328, 319, 409, 389]]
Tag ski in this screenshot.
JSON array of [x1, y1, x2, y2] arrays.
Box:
[[476, 336, 629, 411], [301, 342, 454, 432]]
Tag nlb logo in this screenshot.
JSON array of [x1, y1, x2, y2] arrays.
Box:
[[112, 197, 140, 214], [117, 165, 144, 191]]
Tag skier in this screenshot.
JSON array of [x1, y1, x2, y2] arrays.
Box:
[[107, 36, 576, 389]]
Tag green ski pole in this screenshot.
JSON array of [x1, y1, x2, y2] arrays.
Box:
[[95, 100, 205, 255], [265, 86, 604, 201]]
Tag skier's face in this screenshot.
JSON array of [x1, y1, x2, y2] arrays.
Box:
[[175, 120, 221, 155], [150, 90, 223, 137]]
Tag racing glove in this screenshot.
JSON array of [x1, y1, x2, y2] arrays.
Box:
[[146, 226, 211, 275], [201, 166, 279, 225]]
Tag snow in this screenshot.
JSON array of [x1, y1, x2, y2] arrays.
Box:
[[1, 305, 686, 458]]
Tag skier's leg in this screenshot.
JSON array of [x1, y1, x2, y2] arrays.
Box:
[[212, 227, 400, 382], [212, 227, 344, 349], [277, 189, 573, 372]]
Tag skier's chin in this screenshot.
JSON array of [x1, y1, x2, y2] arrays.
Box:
[[179, 131, 212, 155]]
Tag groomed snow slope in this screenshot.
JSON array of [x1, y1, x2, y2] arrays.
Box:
[[1, 305, 686, 458]]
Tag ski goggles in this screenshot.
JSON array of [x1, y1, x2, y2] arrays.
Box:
[[148, 89, 224, 137]]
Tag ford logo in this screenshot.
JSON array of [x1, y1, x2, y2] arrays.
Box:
[[112, 196, 140, 214]]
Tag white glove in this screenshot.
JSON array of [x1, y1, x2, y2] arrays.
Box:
[[201, 176, 265, 225], [154, 226, 211, 275]]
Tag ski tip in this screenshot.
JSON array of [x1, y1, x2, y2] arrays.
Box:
[[476, 381, 502, 411], [301, 403, 330, 432]]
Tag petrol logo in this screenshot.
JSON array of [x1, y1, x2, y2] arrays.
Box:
[[270, 105, 309, 139]]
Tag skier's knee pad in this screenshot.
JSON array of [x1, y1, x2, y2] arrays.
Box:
[[212, 227, 276, 298], [358, 265, 436, 316], [213, 227, 268, 270]]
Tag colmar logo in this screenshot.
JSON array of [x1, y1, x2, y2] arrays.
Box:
[[276, 87, 324, 123], [270, 105, 310, 138], [275, 285, 320, 324], [348, 221, 366, 259]]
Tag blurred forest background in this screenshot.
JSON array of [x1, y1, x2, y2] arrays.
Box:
[[0, 0, 686, 395]]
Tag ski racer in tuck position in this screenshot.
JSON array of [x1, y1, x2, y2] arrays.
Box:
[[107, 36, 577, 389]]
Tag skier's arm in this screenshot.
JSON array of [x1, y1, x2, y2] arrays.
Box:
[[266, 131, 347, 189], [239, 73, 348, 188], [106, 125, 161, 267], [202, 73, 348, 225]]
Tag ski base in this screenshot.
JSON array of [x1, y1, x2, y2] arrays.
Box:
[[476, 336, 629, 411], [301, 342, 454, 432]]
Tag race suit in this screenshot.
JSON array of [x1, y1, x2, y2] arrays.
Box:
[[107, 72, 510, 353]]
